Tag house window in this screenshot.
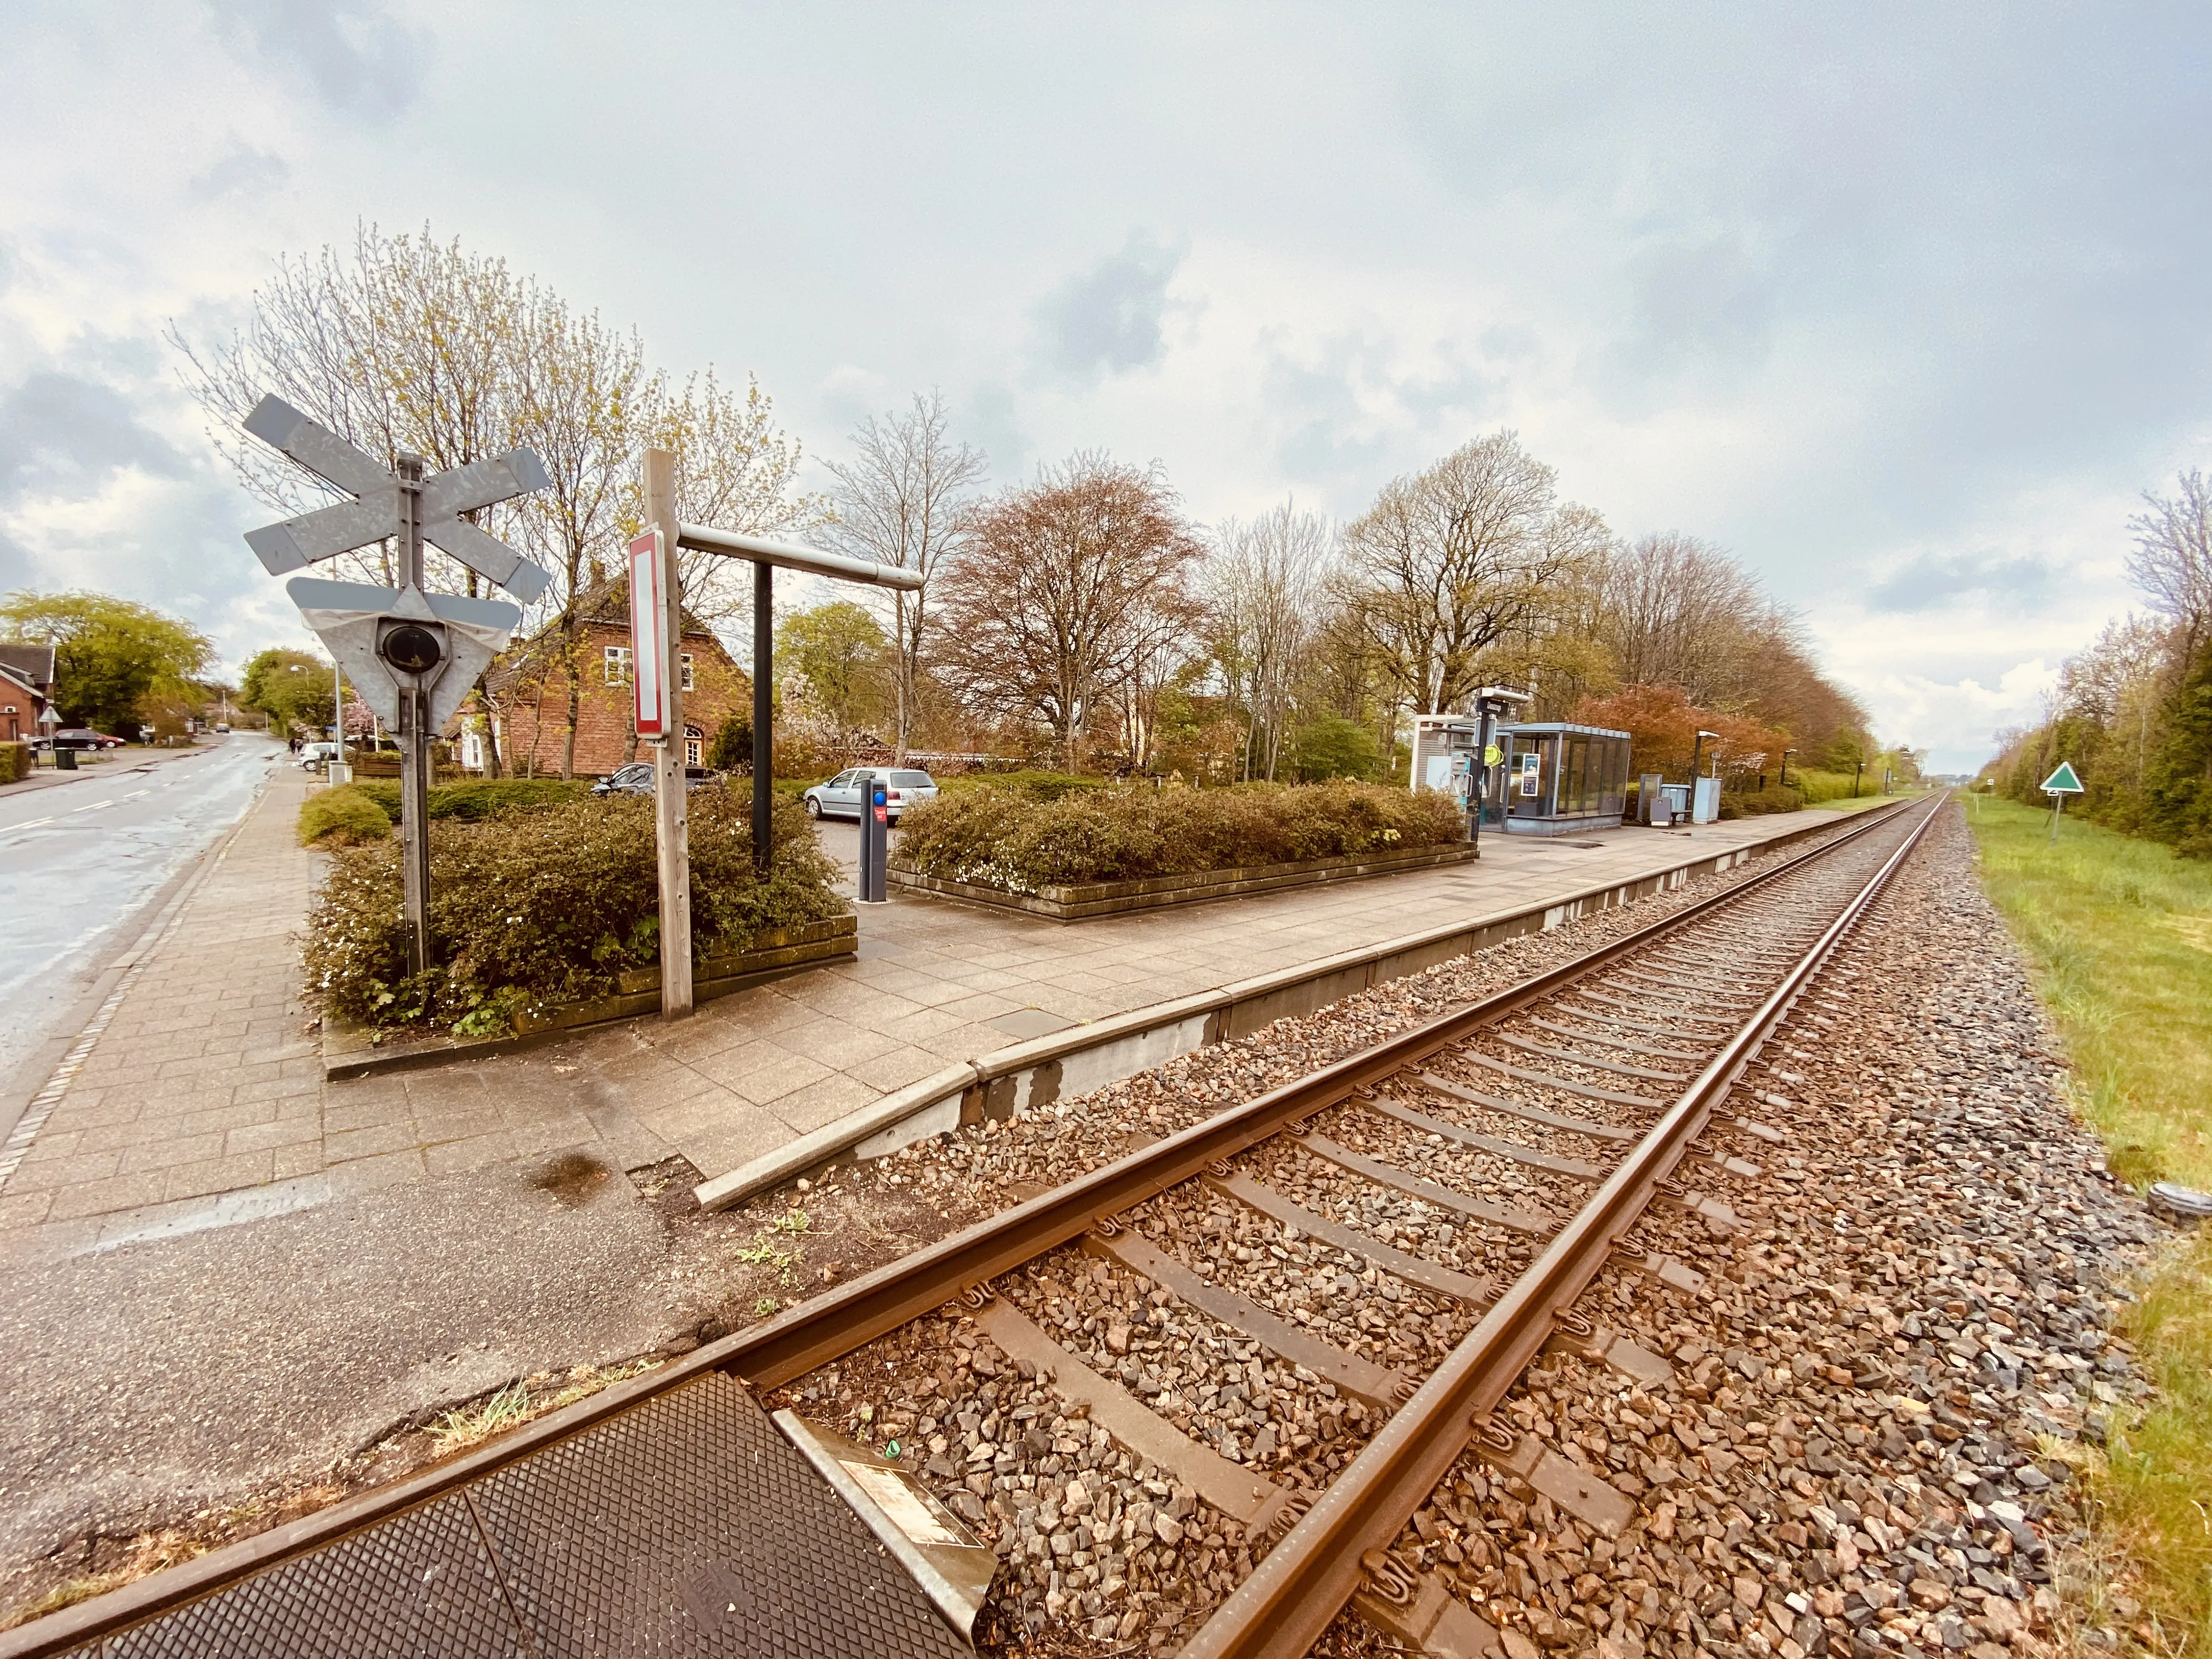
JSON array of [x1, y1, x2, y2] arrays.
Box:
[[680, 652, 695, 692], [684, 724, 703, 768], [603, 646, 631, 685]]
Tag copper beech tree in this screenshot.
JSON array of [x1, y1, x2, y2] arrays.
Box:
[[933, 453, 1203, 771]]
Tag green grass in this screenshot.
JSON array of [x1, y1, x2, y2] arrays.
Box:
[[1967, 796, 2212, 1188], [1967, 795, 2212, 1651]]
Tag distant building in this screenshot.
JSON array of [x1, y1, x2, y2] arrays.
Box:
[[468, 574, 749, 776], [0, 642, 56, 743]]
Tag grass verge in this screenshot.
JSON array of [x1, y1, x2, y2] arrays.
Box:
[[1966, 794, 2212, 1652]]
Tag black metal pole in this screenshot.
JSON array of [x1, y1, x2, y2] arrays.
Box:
[[1470, 707, 1494, 857], [753, 558, 773, 876]]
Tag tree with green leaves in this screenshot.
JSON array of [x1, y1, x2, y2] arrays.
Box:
[[239, 647, 336, 735], [1, 591, 213, 735], [776, 601, 893, 741]]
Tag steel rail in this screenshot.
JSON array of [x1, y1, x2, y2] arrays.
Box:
[[0, 799, 1917, 1658], [1178, 792, 1946, 1659]]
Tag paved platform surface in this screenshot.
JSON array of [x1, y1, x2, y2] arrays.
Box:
[[0, 777, 1873, 1266]]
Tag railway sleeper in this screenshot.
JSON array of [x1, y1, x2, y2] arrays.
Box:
[[1080, 1228, 1414, 1413], [1413, 1071, 1635, 1143], [1361, 1091, 1605, 1181]]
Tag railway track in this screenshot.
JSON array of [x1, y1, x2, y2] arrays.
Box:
[[4, 795, 1937, 1659]]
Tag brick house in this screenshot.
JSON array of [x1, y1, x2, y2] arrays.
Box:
[[469, 575, 751, 776], [0, 642, 55, 743]]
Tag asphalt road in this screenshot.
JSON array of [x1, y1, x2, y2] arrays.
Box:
[[0, 734, 284, 1104]]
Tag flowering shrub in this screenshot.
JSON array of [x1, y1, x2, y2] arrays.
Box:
[[892, 779, 1466, 894], [306, 785, 845, 1031]]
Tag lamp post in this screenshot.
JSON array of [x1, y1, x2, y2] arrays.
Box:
[[1853, 759, 1864, 797], [1780, 748, 1796, 789], [1690, 729, 1718, 779]]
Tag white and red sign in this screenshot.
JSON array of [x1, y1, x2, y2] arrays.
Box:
[[628, 529, 668, 739]]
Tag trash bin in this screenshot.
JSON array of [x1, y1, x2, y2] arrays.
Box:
[[55, 747, 77, 771]]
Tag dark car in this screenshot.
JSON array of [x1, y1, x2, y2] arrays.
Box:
[[51, 728, 125, 751], [590, 763, 718, 797]]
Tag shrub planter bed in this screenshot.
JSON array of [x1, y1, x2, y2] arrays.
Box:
[[322, 915, 856, 1079], [889, 839, 1480, 920]]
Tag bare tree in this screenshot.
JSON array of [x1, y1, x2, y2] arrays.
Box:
[[174, 223, 823, 776], [1586, 533, 1768, 701], [1208, 501, 1334, 779], [647, 370, 830, 630], [822, 392, 988, 760], [2128, 470, 2212, 657], [172, 223, 530, 596], [934, 454, 1203, 769], [1344, 431, 1609, 733]]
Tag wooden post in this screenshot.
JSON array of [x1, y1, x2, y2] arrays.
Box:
[[644, 448, 693, 1019]]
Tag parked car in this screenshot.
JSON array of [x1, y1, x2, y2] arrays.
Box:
[[298, 741, 340, 769], [589, 763, 719, 797], [213, 722, 231, 733], [802, 767, 938, 823], [50, 727, 125, 751]]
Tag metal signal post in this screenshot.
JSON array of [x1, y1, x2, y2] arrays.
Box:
[[240, 396, 550, 983]]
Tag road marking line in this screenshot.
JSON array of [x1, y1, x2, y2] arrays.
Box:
[[69, 800, 114, 813], [7, 817, 55, 831]]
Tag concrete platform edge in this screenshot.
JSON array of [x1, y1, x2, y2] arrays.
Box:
[[691, 809, 1854, 1214]]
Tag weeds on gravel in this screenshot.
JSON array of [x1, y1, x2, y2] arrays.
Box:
[[1970, 796, 2212, 1651], [733, 1208, 819, 1279], [427, 1382, 532, 1454]]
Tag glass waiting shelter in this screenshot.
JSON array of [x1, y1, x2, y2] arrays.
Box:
[[1482, 721, 1634, 836]]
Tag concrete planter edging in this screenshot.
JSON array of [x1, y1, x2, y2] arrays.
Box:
[[887, 840, 1481, 921], [321, 914, 857, 1081], [693, 808, 1875, 1212]]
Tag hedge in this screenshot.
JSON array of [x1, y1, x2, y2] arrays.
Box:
[[349, 777, 590, 822], [306, 786, 845, 1031], [938, 769, 1113, 803], [0, 742, 28, 785], [298, 787, 392, 847], [1716, 785, 1804, 820], [891, 778, 1466, 894]]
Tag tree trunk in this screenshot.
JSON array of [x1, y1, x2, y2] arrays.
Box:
[[560, 639, 580, 780]]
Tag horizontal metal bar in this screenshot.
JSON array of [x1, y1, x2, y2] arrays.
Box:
[[676, 523, 924, 590]]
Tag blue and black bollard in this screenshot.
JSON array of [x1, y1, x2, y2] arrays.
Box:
[[859, 775, 889, 904]]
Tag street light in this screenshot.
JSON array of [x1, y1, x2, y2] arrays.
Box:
[[1689, 729, 1719, 779], [1779, 747, 1796, 789]]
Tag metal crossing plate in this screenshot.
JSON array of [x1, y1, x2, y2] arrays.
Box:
[[64, 1374, 972, 1659]]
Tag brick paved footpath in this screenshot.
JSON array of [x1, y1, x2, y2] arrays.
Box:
[[0, 770, 1875, 1263]]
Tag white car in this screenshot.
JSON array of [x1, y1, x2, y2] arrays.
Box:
[[298, 741, 341, 769], [803, 768, 938, 823]]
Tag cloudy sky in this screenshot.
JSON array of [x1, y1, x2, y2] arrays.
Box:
[[3, 3, 2208, 771]]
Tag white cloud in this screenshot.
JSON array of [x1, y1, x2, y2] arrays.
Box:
[[0, 2, 2207, 744]]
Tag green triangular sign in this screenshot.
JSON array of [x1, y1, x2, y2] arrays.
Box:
[[2041, 761, 2084, 794]]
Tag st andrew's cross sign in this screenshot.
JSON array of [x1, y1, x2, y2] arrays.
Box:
[[240, 396, 552, 975]]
